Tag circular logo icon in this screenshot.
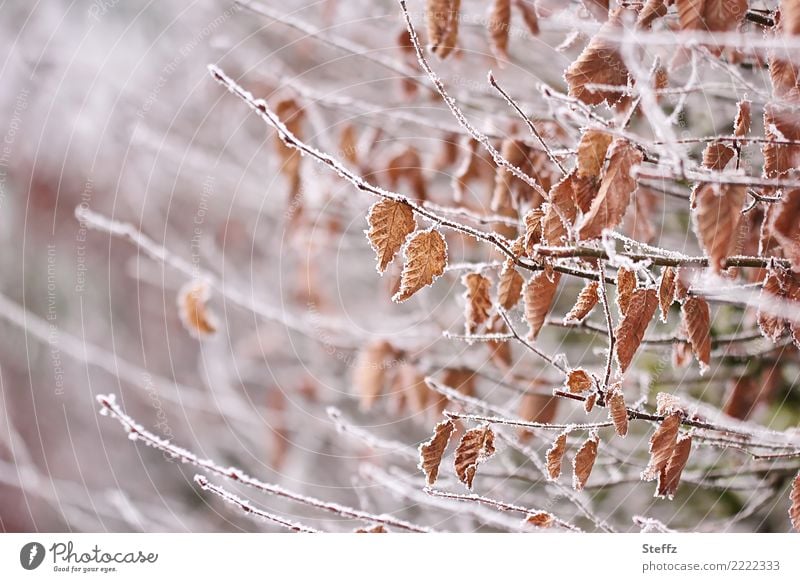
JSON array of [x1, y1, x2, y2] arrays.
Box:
[[20, 542, 45, 570]]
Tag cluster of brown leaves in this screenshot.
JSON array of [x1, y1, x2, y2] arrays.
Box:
[[419, 421, 496, 490]]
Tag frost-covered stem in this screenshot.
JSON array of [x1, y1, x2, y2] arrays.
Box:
[[326, 407, 418, 462], [208, 64, 542, 274], [397, 0, 554, 205], [535, 243, 791, 270], [444, 410, 613, 432], [497, 307, 569, 373], [487, 71, 567, 175], [424, 488, 582, 532], [96, 394, 434, 532], [193, 475, 321, 533], [595, 260, 615, 391]]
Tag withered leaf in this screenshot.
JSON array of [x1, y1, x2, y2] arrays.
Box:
[[791, 471, 800, 532], [178, 280, 218, 339], [564, 280, 599, 322], [426, 0, 461, 59], [366, 199, 417, 273], [566, 368, 593, 394], [353, 340, 396, 411], [693, 183, 746, 272], [514, 0, 539, 36], [656, 434, 692, 500], [578, 139, 643, 240], [576, 129, 612, 179], [523, 270, 561, 340], [734, 99, 751, 137], [642, 412, 681, 482], [523, 207, 544, 253], [487, 0, 511, 62], [393, 229, 448, 302], [572, 432, 599, 491], [518, 390, 559, 441], [355, 524, 388, 533], [658, 267, 676, 322], [525, 512, 554, 528], [419, 419, 456, 486], [498, 262, 525, 310], [454, 425, 496, 489], [462, 272, 493, 335], [681, 296, 711, 373], [565, 8, 630, 106], [545, 431, 568, 480], [701, 142, 734, 171], [757, 266, 789, 342], [542, 171, 578, 245], [607, 385, 628, 437], [614, 288, 658, 373], [616, 267, 637, 316], [584, 392, 598, 413]]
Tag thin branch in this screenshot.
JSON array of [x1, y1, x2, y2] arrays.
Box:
[[497, 307, 568, 373], [193, 475, 321, 533], [444, 410, 613, 432], [424, 488, 582, 532], [96, 394, 434, 532], [595, 260, 615, 390]]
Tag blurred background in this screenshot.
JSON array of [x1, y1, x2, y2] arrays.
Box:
[[0, 0, 797, 533]]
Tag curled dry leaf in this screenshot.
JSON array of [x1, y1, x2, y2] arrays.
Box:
[[426, 0, 461, 59], [355, 524, 388, 533], [614, 288, 658, 373], [578, 139, 643, 240], [366, 199, 417, 273], [525, 512, 554, 528], [584, 392, 598, 413], [545, 431, 568, 480], [393, 229, 448, 302], [353, 340, 396, 411], [418, 419, 456, 486], [790, 471, 800, 532], [542, 171, 578, 245], [616, 267, 637, 316], [523, 270, 561, 340], [572, 432, 599, 491], [658, 267, 676, 322], [514, 0, 539, 36], [576, 129, 612, 180], [607, 385, 628, 437], [523, 207, 544, 253], [734, 98, 751, 137], [681, 296, 711, 373], [177, 280, 218, 339], [656, 434, 692, 500], [757, 265, 793, 342], [566, 368, 593, 394], [693, 183, 746, 272], [564, 280, 599, 322], [498, 262, 525, 310], [565, 8, 630, 106], [642, 412, 681, 482], [462, 272, 493, 335], [487, 0, 511, 62], [454, 425, 496, 489]]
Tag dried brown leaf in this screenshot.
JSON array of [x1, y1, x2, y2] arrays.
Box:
[[353, 340, 396, 411], [637, 0, 667, 28], [757, 266, 789, 342], [682, 296, 711, 373], [576, 129, 612, 179], [656, 434, 692, 499], [492, 139, 529, 211], [545, 431, 568, 480], [642, 412, 681, 481], [498, 262, 525, 310], [790, 471, 800, 532], [178, 280, 218, 339], [462, 272, 493, 335], [578, 139, 643, 240], [418, 420, 456, 485], [426, 0, 461, 59], [523, 270, 561, 340], [514, 0, 539, 36], [564, 280, 599, 322], [523, 207, 544, 253], [584, 392, 598, 413], [771, 188, 800, 269], [565, 9, 630, 106], [366, 199, 417, 273], [454, 425, 496, 489], [542, 172, 578, 245], [616, 267, 637, 316], [393, 229, 448, 302], [525, 512, 554, 528], [723, 375, 761, 420], [614, 288, 658, 373], [693, 183, 746, 272], [487, 0, 511, 61], [572, 432, 599, 491], [355, 525, 387, 533], [701, 142, 735, 171], [734, 98, 751, 137], [658, 267, 676, 322], [486, 314, 513, 369], [518, 390, 559, 441], [607, 385, 628, 437], [566, 368, 593, 394]]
